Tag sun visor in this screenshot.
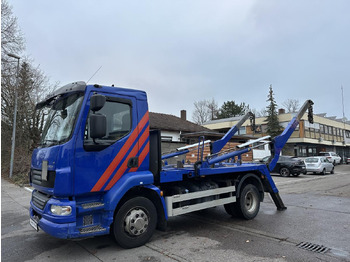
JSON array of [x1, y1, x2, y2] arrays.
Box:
[[36, 81, 87, 110]]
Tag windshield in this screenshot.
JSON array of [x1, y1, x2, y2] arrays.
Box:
[[40, 92, 84, 147]]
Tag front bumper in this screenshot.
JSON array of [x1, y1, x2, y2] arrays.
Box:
[[30, 207, 78, 238], [30, 190, 109, 239], [30, 193, 79, 239]]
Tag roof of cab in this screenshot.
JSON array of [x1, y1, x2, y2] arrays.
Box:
[[36, 81, 147, 109]]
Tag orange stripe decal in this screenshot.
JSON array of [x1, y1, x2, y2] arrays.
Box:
[[90, 111, 149, 192], [105, 126, 149, 189], [105, 144, 139, 190]]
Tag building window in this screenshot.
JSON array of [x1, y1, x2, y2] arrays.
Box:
[[298, 147, 307, 157], [346, 130, 350, 138], [320, 124, 325, 134]]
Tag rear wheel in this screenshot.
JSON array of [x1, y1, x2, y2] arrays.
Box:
[[113, 197, 157, 249], [225, 184, 260, 220], [280, 167, 290, 177], [321, 168, 326, 175]]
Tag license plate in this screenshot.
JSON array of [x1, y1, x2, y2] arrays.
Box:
[[30, 218, 39, 232]]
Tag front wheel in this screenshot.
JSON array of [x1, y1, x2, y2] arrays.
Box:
[[113, 197, 157, 249], [280, 167, 290, 177], [321, 168, 326, 175]]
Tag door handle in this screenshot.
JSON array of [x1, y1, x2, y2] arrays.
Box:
[[127, 157, 139, 168]]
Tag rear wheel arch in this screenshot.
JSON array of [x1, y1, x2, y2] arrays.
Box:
[[235, 173, 264, 202]]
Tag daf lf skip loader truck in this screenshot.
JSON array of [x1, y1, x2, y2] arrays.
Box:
[[29, 81, 313, 248]]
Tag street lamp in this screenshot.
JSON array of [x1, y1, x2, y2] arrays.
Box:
[[7, 53, 21, 179]]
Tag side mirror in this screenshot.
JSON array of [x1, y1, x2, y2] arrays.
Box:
[[90, 94, 106, 112], [90, 114, 106, 139]]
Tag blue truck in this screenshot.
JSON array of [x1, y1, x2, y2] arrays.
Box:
[[29, 81, 314, 248]]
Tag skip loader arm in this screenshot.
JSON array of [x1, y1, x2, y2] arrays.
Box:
[[210, 111, 255, 155], [252, 99, 312, 211], [268, 99, 314, 171]]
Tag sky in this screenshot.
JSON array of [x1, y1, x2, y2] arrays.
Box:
[[9, 0, 350, 121]]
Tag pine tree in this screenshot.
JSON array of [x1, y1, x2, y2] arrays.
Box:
[[265, 85, 282, 137], [217, 101, 249, 119]]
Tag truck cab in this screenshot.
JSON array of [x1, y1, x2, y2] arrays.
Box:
[[30, 81, 154, 240]]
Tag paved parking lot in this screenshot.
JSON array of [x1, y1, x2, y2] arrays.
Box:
[[2, 165, 350, 262]]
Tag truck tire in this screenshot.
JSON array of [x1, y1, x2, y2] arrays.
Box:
[[225, 184, 260, 220], [113, 197, 157, 248]]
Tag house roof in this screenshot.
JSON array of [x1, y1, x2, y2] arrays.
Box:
[[149, 112, 211, 133]]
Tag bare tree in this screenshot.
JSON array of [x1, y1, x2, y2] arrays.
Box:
[[207, 98, 219, 120], [283, 99, 300, 113], [251, 108, 267, 117], [1, 0, 24, 63], [1, 1, 55, 182], [192, 100, 210, 125]]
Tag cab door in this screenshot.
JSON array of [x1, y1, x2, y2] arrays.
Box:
[[73, 91, 139, 195]]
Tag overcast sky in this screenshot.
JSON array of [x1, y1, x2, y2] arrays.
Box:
[[10, 0, 350, 121]]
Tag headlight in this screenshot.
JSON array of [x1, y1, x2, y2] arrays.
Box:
[[51, 205, 72, 216]]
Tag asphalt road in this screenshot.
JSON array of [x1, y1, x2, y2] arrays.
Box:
[[2, 165, 350, 262]]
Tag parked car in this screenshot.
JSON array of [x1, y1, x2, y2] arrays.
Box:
[[260, 156, 306, 177], [346, 157, 350, 164], [304, 156, 334, 175], [318, 152, 341, 165]]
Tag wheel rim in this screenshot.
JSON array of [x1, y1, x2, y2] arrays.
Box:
[[124, 208, 149, 236], [280, 168, 289, 177], [244, 191, 258, 214]]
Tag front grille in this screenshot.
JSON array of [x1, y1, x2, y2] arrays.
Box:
[[32, 190, 51, 210], [30, 169, 56, 188]]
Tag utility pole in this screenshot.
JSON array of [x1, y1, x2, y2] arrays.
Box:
[[7, 53, 21, 179], [341, 85, 346, 163]]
